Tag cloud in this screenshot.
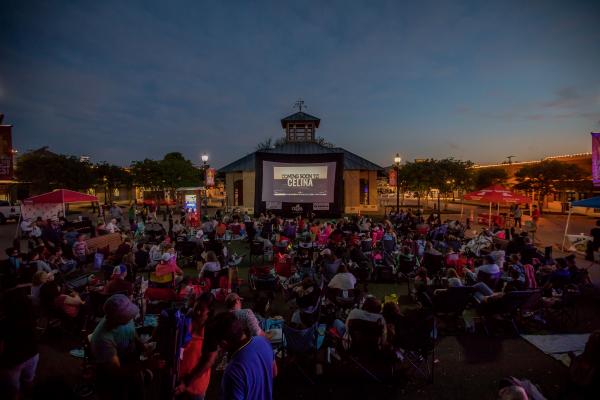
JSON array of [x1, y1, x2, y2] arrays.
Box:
[[541, 87, 583, 108]]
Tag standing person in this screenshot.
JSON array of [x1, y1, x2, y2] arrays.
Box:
[[109, 202, 123, 223], [531, 205, 540, 227], [225, 293, 264, 337], [175, 299, 218, 400], [513, 204, 522, 228], [89, 294, 145, 400], [208, 312, 276, 400], [128, 204, 136, 226], [0, 290, 39, 400]]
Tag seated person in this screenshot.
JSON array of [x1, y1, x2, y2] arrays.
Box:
[[291, 277, 320, 310], [72, 234, 89, 264], [29, 252, 57, 276], [225, 293, 265, 337], [154, 253, 183, 278], [424, 241, 442, 256], [320, 248, 341, 281], [334, 296, 386, 341], [507, 254, 525, 279], [89, 294, 147, 400], [382, 302, 403, 349], [39, 280, 85, 320], [546, 257, 571, 290], [503, 268, 526, 293], [20, 218, 33, 237], [104, 265, 134, 296], [96, 221, 109, 236], [328, 263, 357, 291], [445, 268, 463, 288], [113, 239, 132, 264], [568, 329, 600, 392], [134, 243, 149, 273], [198, 250, 221, 279], [399, 246, 415, 263], [31, 271, 51, 307], [105, 218, 120, 234], [474, 255, 501, 280], [414, 267, 432, 293], [48, 248, 77, 274], [172, 219, 185, 237], [520, 237, 541, 264]]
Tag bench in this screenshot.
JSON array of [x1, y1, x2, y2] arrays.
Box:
[[85, 233, 123, 253]]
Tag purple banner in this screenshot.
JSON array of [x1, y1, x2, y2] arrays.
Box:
[[593, 132, 600, 187]]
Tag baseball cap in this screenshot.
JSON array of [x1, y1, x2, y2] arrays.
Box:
[[320, 248, 332, 256]]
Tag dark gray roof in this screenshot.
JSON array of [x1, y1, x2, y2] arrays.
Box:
[[280, 112, 320, 128], [218, 142, 383, 173]]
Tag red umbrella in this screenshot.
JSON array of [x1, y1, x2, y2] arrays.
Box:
[[463, 185, 531, 227]]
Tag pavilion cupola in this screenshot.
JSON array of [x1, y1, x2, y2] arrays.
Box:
[[280, 101, 321, 142]]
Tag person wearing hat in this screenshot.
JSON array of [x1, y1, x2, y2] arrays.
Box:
[[225, 293, 264, 338], [104, 265, 133, 296], [90, 294, 144, 399]]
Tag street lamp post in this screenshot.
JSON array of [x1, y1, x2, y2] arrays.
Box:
[[201, 153, 209, 218], [394, 153, 402, 213]]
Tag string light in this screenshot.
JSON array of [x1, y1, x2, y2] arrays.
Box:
[[473, 152, 591, 169]]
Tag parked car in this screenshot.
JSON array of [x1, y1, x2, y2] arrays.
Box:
[[0, 200, 21, 223]]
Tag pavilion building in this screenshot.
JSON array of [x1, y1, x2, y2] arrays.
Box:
[[218, 110, 383, 216]]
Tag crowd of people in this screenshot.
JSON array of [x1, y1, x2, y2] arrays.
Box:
[[1, 203, 599, 399]]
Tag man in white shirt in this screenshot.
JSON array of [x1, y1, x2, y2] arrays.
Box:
[[105, 218, 120, 233], [328, 264, 357, 290], [20, 219, 33, 237]]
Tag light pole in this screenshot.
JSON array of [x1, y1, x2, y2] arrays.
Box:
[[201, 153, 209, 218], [394, 153, 401, 213]]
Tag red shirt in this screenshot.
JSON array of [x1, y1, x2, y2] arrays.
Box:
[[179, 330, 211, 395]]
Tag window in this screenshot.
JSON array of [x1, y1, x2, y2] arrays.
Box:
[[360, 178, 369, 205]]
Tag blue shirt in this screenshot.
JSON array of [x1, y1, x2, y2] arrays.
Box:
[[222, 336, 274, 400]]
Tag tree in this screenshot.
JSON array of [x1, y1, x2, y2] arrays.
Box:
[[130, 159, 163, 189], [398, 158, 473, 211], [514, 160, 588, 212], [255, 138, 273, 151], [160, 152, 203, 196], [472, 167, 508, 189], [93, 162, 131, 203], [16, 148, 93, 193]]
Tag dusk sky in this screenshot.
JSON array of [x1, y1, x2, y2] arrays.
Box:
[[1, 0, 599, 168]]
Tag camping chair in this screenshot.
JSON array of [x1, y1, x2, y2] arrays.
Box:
[[397, 257, 417, 292], [360, 238, 373, 254], [281, 323, 323, 385], [431, 286, 475, 333], [250, 240, 267, 264], [422, 253, 444, 277], [477, 271, 502, 292], [327, 287, 359, 310], [545, 285, 581, 332], [478, 290, 539, 336], [395, 311, 436, 384], [344, 318, 389, 383]]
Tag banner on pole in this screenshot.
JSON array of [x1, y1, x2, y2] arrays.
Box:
[[205, 168, 216, 187], [592, 132, 600, 187], [388, 169, 397, 187]]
